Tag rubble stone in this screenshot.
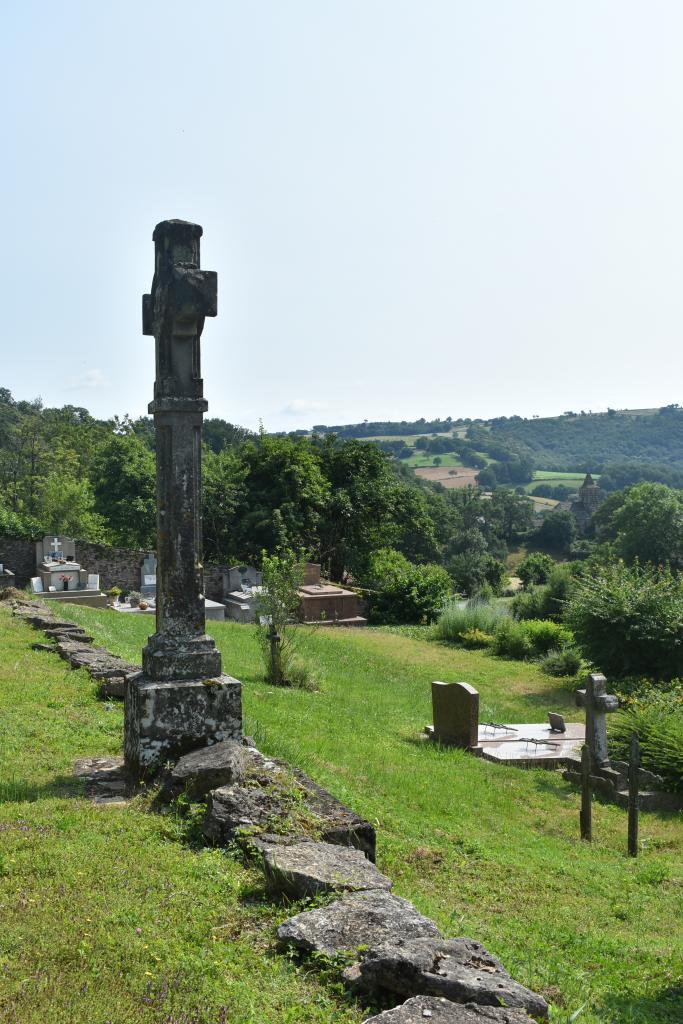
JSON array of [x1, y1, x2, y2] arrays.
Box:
[[159, 739, 246, 802], [343, 937, 548, 1020], [278, 891, 441, 956], [362, 997, 539, 1023], [254, 837, 392, 898]]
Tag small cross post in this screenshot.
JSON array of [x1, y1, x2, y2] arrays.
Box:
[[628, 732, 640, 858]]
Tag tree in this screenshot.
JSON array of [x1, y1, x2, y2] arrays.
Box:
[[535, 510, 577, 555], [517, 552, 555, 588], [566, 562, 683, 681], [202, 447, 248, 563], [255, 547, 307, 685], [91, 434, 156, 548], [487, 489, 533, 544], [39, 471, 105, 541], [594, 482, 683, 568], [363, 548, 452, 624]]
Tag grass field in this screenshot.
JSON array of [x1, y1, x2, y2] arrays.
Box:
[[2, 604, 681, 1024], [402, 452, 464, 468], [523, 471, 600, 494]]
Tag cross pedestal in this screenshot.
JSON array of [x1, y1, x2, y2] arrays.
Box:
[[124, 221, 242, 776], [575, 673, 618, 766]]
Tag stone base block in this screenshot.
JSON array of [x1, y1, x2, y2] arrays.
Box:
[[124, 672, 242, 776]]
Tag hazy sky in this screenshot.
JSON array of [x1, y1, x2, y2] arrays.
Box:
[[3, 2, 683, 431]]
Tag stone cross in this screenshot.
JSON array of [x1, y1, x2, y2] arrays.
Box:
[[140, 220, 221, 682], [575, 673, 618, 765], [50, 537, 61, 554], [124, 220, 242, 777]]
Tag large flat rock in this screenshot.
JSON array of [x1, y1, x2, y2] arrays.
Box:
[[343, 937, 547, 1020], [254, 837, 392, 899], [278, 891, 441, 956], [203, 747, 376, 860], [159, 739, 246, 802], [363, 997, 539, 1023]]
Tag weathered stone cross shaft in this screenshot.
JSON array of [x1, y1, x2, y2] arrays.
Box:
[[141, 220, 221, 682], [575, 672, 619, 765], [124, 220, 242, 777]]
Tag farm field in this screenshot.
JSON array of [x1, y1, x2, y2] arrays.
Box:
[[402, 452, 464, 468], [413, 465, 480, 488], [3, 603, 681, 1024], [523, 470, 601, 494]]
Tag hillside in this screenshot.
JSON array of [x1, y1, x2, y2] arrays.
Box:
[[2, 604, 681, 1024], [488, 407, 683, 473]]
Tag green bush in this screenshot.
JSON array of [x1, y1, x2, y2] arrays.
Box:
[[491, 619, 533, 659], [460, 628, 494, 649], [609, 689, 683, 791], [523, 619, 573, 655], [538, 648, 582, 677], [517, 552, 555, 587], [566, 561, 683, 681], [365, 548, 452, 625], [512, 564, 574, 622], [435, 600, 510, 643], [492, 618, 573, 660]]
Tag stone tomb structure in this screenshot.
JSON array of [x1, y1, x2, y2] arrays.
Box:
[[223, 564, 263, 623], [223, 561, 367, 626], [298, 563, 367, 626], [425, 681, 584, 766], [139, 552, 157, 600], [31, 535, 107, 608], [124, 220, 242, 775]]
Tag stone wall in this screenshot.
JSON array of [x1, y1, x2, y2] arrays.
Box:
[[0, 537, 35, 586], [0, 534, 231, 599], [74, 542, 148, 593]]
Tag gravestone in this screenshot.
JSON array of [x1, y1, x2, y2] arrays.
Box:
[[426, 681, 479, 748], [139, 552, 157, 599], [575, 673, 618, 765], [124, 220, 242, 776]]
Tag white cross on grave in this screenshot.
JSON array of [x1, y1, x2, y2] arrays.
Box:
[[50, 537, 61, 554]]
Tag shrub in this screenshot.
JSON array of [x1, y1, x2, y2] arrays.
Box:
[[435, 600, 510, 643], [365, 549, 452, 625], [566, 561, 683, 681], [492, 618, 573, 660], [538, 647, 582, 677], [523, 619, 573, 655], [460, 628, 494, 649], [127, 590, 142, 607], [517, 552, 555, 588], [512, 564, 573, 622], [491, 619, 534, 659], [609, 688, 683, 791]]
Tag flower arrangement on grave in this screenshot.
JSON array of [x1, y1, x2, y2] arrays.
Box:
[[58, 573, 71, 590]]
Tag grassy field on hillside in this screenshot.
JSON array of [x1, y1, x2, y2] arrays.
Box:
[[0, 610, 364, 1024], [4, 605, 680, 1024], [402, 452, 464, 468]]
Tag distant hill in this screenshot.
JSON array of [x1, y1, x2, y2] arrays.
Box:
[[488, 407, 683, 473], [307, 406, 683, 490]]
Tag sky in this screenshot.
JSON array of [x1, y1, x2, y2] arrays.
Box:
[[2, 1, 683, 432]]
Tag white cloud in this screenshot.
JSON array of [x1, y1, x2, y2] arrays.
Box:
[[280, 399, 328, 417], [67, 369, 108, 390]]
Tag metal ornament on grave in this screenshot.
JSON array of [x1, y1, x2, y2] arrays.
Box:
[[124, 220, 242, 775], [575, 673, 618, 766]]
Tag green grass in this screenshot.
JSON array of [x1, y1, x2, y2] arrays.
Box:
[[3, 604, 683, 1024], [402, 452, 465, 468]]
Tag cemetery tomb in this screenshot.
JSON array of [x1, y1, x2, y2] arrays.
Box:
[[32, 535, 107, 608], [425, 681, 584, 767], [297, 563, 367, 626], [139, 552, 157, 600], [0, 565, 16, 590], [223, 564, 263, 623]]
